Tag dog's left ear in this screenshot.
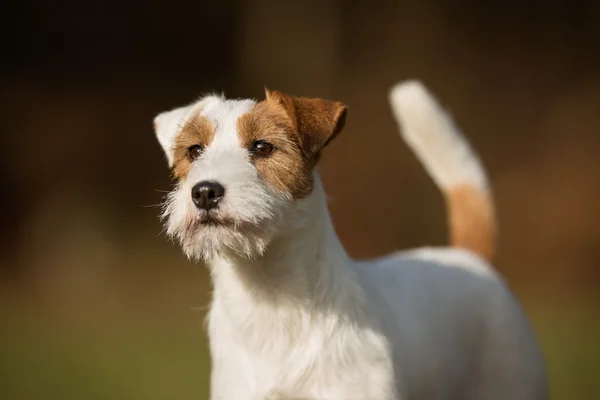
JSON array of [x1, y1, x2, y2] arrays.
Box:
[[265, 88, 347, 157]]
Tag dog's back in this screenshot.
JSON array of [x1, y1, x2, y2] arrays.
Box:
[[352, 81, 548, 399]]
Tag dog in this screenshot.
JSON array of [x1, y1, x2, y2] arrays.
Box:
[[153, 80, 548, 400]]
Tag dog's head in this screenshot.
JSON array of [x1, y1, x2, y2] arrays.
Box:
[[154, 89, 347, 260]]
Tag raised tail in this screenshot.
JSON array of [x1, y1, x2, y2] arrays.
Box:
[[388, 80, 496, 261]]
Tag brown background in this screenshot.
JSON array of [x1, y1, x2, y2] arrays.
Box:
[[1, 1, 599, 399]]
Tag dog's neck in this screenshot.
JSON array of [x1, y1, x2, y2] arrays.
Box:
[[208, 178, 366, 323]]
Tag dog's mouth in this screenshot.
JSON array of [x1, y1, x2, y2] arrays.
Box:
[[182, 209, 269, 238], [195, 210, 234, 226], [199, 213, 229, 226], [183, 210, 237, 234], [183, 214, 224, 241], [175, 207, 274, 260]]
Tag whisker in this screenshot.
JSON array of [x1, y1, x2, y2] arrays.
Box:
[[141, 203, 163, 208]]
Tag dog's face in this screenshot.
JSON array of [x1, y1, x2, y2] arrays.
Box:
[[154, 89, 346, 260]]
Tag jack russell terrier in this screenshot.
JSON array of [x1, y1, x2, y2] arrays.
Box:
[[153, 80, 548, 399]]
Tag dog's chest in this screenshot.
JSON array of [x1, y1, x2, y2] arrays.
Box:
[[208, 300, 394, 398], [209, 299, 325, 377]]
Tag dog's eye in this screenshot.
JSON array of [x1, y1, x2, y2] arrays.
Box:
[[188, 145, 204, 160], [251, 141, 274, 157]]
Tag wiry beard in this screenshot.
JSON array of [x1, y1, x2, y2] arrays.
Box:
[[180, 222, 272, 261], [161, 185, 289, 261]]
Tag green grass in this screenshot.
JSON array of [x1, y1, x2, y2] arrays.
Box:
[[1, 301, 598, 399], [0, 319, 211, 400], [531, 302, 600, 400]]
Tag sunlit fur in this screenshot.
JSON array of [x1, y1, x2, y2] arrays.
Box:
[[153, 83, 548, 400], [158, 97, 293, 260]]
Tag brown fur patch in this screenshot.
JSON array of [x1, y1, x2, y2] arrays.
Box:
[[171, 115, 215, 180], [265, 89, 347, 157], [446, 184, 496, 261], [237, 101, 315, 198], [237, 90, 347, 198]]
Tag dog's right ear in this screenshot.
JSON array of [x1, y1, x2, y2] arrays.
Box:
[[154, 106, 193, 166]]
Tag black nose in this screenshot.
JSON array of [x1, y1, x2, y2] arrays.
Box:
[[191, 181, 225, 210]]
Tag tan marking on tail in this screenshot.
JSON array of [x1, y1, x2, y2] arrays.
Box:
[[446, 184, 496, 261], [389, 80, 497, 262]]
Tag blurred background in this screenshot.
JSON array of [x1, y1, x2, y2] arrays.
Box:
[[1, 0, 599, 399]]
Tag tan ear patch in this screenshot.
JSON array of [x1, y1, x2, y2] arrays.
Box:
[[170, 115, 215, 180], [237, 101, 315, 198], [264, 89, 347, 157]]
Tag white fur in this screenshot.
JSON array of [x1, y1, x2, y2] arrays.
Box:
[[154, 95, 222, 166], [389, 80, 488, 191], [155, 82, 547, 399], [160, 97, 293, 260]]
